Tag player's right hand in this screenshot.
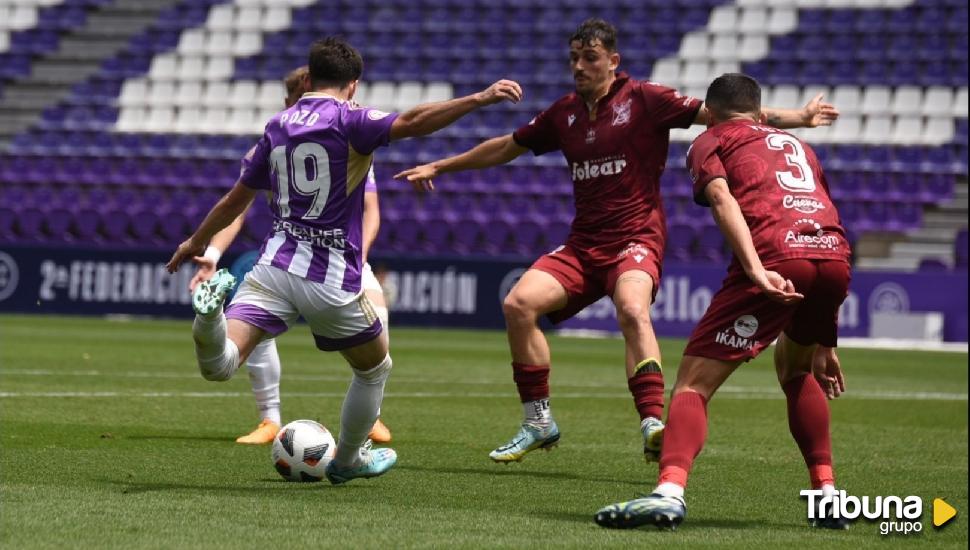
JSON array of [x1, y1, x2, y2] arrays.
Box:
[[166, 238, 204, 274], [751, 269, 804, 305], [189, 256, 217, 291], [394, 164, 437, 192], [812, 346, 845, 399], [476, 79, 523, 106]]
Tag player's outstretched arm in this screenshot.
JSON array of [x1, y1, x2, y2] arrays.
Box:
[[189, 210, 247, 290], [388, 79, 522, 141], [167, 181, 256, 274], [693, 93, 839, 129], [704, 178, 804, 305], [393, 134, 527, 191]]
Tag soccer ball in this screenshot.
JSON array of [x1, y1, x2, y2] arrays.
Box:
[[271, 420, 336, 482]]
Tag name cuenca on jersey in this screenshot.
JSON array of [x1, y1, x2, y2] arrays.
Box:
[[687, 119, 852, 273], [240, 93, 397, 300]]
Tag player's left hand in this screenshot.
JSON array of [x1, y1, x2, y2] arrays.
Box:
[[812, 346, 845, 399], [750, 269, 804, 305], [166, 238, 205, 274], [394, 164, 437, 192], [802, 93, 840, 127]]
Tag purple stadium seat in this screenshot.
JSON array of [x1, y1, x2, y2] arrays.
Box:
[[955, 229, 969, 268], [666, 223, 696, 262], [917, 258, 949, 271], [15, 208, 44, 241], [696, 225, 726, 262]]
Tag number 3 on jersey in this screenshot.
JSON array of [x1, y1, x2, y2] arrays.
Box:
[[766, 133, 816, 193], [271, 143, 332, 219]]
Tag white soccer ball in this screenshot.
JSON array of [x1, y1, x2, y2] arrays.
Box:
[[271, 420, 336, 482]]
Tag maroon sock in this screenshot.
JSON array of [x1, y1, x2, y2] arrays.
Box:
[[512, 362, 550, 402], [657, 391, 708, 488], [628, 370, 665, 420], [782, 374, 835, 488]]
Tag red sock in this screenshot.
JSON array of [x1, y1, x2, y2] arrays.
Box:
[[628, 371, 665, 420], [512, 362, 550, 402], [782, 374, 835, 489], [657, 391, 708, 488]]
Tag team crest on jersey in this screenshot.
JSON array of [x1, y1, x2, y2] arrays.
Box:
[[612, 99, 632, 126], [567, 114, 576, 127], [585, 128, 597, 144], [367, 109, 390, 120]]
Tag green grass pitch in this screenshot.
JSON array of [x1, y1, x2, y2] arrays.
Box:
[[1, 314, 966, 548]]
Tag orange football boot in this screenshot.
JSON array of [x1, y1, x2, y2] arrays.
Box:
[[235, 419, 281, 445], [368, 418, 392, 443]]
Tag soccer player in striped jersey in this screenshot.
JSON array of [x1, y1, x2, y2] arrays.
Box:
[[189, 67, 392, 446], [167, 37, 522, 484]]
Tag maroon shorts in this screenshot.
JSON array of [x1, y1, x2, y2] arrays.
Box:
[[531, 241, 662, 325], [683, 259, 851, 363]]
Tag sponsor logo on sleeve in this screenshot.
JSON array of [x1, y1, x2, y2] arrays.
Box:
[[367, 109, 391, 120], [567, 114, 576, 127]]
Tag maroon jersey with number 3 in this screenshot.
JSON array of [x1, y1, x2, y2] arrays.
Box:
[[513, 72, 701, 264], [687, 120, 851, 273]]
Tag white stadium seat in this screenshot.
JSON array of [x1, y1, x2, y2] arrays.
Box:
[[954, 89, 968, 117], [737, 7, 768, 33], [681, 60, 712, 87], [921, 87, 954, 117], [205, 4, 235, 31], [829, 86, 862, 115], [174, 106, 203, 133], [891, 115, 922, 145], [709, 34, 739, 61], [767, 85, 800, 108], [924, 116, 955, 145], [737, 34, 769, 61], [423, 82, 454, 103], [262, 7, 291, 32], [229, 80, 258, 109], [829, 115, 861, 144], [200, 107, 230, 130], [227, 108, 257, 134], [204, 31, 233, 56], [147, 80, 176, 107], [119, 79, 148, 108], [650, 59, 681, 87], [236, 7, 262, 32], [891, 86, 922, 116], [175, 81, 203, 106], [176, 29, 206, 55], [708, 6, 738, 33], [9, 6, 38, 30], [202, 81, 231, 108], [258, 81, 285, 109], [115, 107, 146, 132], [367, 82, 396, 112], [799, 86, 831, 109], [148, 54, 178, 80], [861, 115, 892, 144], [394, 81, 424, 111], [353, 81, 369, 105], [205, 56, 233, 80], [145, 106, 175, 133], [766, 7, 797, 34], [176, 55, 206, 81], [679, 32, 709, 61], [232, 31, 262, 57], [860, 86, 891, 115]]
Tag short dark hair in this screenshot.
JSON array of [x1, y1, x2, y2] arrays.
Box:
[[704, 73, 762, 117], [284, 65, 308, 102], [569, 18, 617, 52], [308, 37, 363, 89]]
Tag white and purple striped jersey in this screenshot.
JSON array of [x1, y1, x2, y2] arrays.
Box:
[[240, 93, 396, 300]]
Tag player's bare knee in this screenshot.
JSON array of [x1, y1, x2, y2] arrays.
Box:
[[615, 301, 652, 333], [502, 292, 537, 324]]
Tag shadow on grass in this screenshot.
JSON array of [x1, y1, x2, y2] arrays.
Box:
[[95, 477, 371, 495], [394, 463, 641, 485]]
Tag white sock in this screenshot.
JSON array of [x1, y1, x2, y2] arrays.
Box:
[[654, 482, 685, 499], [334, 355, 392, 467], [821, 483, 836, 498], [246, 338, 281, 425], [192, 313, 239, 381], [523, 399, 552, 428]]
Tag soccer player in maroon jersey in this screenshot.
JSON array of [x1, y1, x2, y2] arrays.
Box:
[[395, 20, 839, 465], [594, 73, 851, 530]]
